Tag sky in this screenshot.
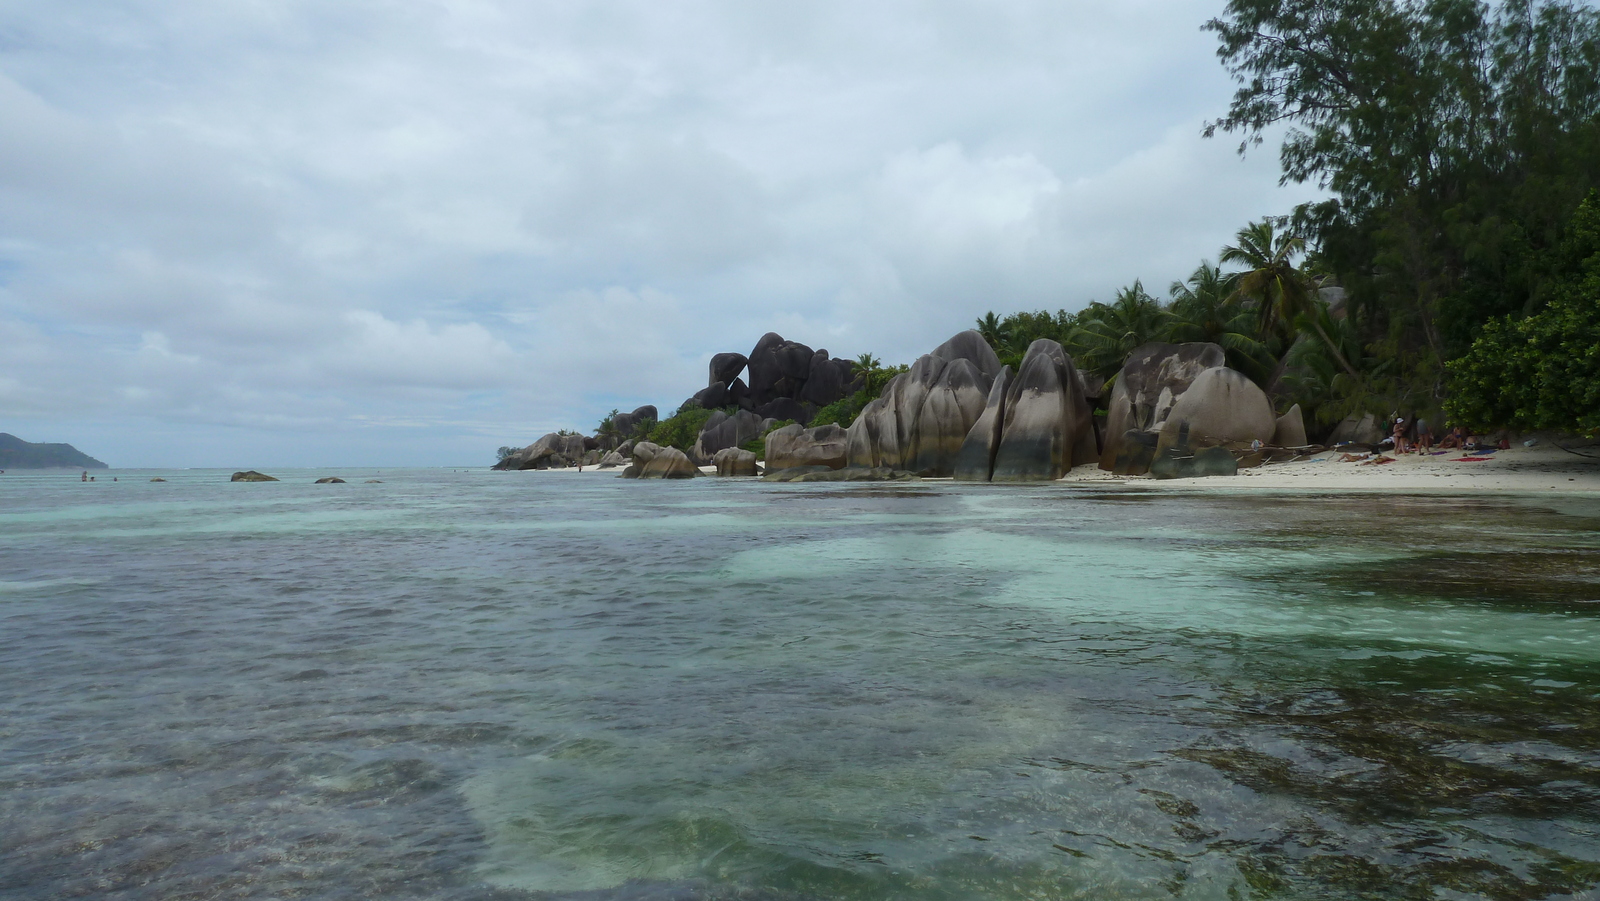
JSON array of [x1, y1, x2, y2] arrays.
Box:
[[0, 1, 1323, 468]]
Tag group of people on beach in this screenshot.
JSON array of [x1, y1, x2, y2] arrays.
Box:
[[1382, 417, 1503, 455]]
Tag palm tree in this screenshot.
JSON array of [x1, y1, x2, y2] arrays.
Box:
[[975, 312, 1006, 350], [1069, 280, 1169, 379], [1221, 220, 1362, 381], [1166, 261, 1273, 383]]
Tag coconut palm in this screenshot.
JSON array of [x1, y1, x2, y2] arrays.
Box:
[[1069, 280, 1169, 379], [1166, 261, 1273, 383], [1221, 220, 1362, 381]]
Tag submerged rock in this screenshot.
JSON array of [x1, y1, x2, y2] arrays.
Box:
[[788, 467, 918, 483], [314, 477, 346, 484], [231, 471, 278, 482], [1150, 445, 1239, 480]]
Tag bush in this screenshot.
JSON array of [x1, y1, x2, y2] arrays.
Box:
[[647, 404, 734, 453]]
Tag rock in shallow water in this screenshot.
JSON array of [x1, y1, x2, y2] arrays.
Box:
[[314, 477, 346, 484], [231, 471, 278, 482]]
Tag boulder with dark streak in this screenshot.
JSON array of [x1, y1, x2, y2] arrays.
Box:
[[952, 365, 1011, 481], [764, 423, 849, 471], [988, 339, 1097, 481], [1099, 342, 1226, 473], [709, 352, 748, 387]]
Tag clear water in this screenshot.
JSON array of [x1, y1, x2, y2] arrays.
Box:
[[2, 469, 1598, 900]]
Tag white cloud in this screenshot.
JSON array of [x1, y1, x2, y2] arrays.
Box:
[[0, 0, 1322, 466]]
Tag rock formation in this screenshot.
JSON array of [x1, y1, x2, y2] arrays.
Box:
[[611, 406, 658, 441], [951, 366, 1011, 480], [1328, 412, 1384, 446], [1099, 342, 1226, 473], [314, 477, 346, 484], [1153, 367, 1277, 458], [493, 432, 590, 470], [986, 339, 1098, 481], [846, 329, 1004, 476], [765, 423, 850, 471], [231, 471, 278, 482], [621, 441, 699, 479], [713, 447, 760, 476], [689, 333, 860, 423], [694, 410, 767, 459], [1272, 404, 1309, 448]]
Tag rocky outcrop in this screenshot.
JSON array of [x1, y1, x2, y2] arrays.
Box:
[[598, 450, 629, 468], [765, 423, 849, 471], [1273, 404, 1309, 448], [231, 471, 278, 482], [1099, 342, 1226, 473], [713, 447, 759, 476], [611, 406, 658, 441], [755, 397, 811, 425], [1328, 412, 1384, 446], [314, 477, 346, 483], [845, 329, 1004, 476], [1154, 367, 1277, 457], [710, 353, 748, 387], [494, 432, 590, 470], [952, 366, 1011, 480], [694, 410, 766, 459], [621, 441, 699, 479], [987, 339, 1098, 481]]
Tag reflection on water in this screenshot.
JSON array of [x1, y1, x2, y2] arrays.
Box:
[[0, 470, 1596, 900]]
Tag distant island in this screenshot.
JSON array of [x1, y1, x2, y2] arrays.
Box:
[[0, 433, 108, 469]]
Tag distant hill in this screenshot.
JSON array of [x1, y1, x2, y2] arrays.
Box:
[[0, 433, 108, 469]]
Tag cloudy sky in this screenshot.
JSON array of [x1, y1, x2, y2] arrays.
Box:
[[0, 1, 1320, 468]]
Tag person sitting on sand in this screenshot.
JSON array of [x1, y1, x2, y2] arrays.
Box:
[[1440, 426, 1463, 449]]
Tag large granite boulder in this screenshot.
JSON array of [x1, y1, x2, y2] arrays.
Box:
[[909, 358, 990, 474], [621, 441, 699, 479], [989, 339, 1098, 481], [765, 423, 849, 471], [756, 397, 812, 426], [493, 432, 589, 470], [799, 349, 849, 406], [844, 329, 1003, 475], [952, 366, 1011, 480], [692, 383, 729, 409], [1273, 404, 1309, 448], [712, 447, 760, 476], [747, 333, 817, 404], [1154, 367, 1277, 457], [232, 470, 278, 482], [710, 353, 748, 387], [695, 409, 765, 457], [612, 405, 658, 440], [598, 450, 629, 468], [1328, 412, 1383, 446], [1099, 342, 1226, 473]]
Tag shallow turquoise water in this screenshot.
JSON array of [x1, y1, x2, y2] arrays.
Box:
[[1, 469, 1598, 900]]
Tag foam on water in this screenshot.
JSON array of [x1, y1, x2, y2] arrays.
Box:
[[1, 470, 1597, 900]]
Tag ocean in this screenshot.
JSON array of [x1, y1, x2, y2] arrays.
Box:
[[1, 468, 1597, 900]]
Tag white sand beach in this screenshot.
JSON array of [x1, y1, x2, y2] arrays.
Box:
[[1064, 441, 1600, 493]]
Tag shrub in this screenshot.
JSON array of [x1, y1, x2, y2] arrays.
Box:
[[740, 419, 795, 460], [647, 404, 734, 453]]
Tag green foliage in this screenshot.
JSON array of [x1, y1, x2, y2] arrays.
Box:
[[647, 404, 729, 453], [1068, 281, 1170, 380], [496, 446, 517, 461], [1207, 0, 1600, 415], [1446, 193, 1600, 433]]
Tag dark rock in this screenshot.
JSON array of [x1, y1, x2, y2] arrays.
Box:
[[953, 365, 1011, 481], [620, 464, 641, 479], [747, 333, 816, 403], [1098, 342, 1227, 472], [149, 478, 167, 482], [494, 432, 588, 470], [929, 329, 1004, 382], [909, 358, 990, 475], [713, 447, 760, 476], [631, 441, 663, 465], [989, 339, 1098, 481], [598, 450, 629, 468], [726, 377, 749, 407], [1154, 367, 1276, 458], [612, 405, 659, 439], [755, 397, 812, 426], [765, 423, 849, 471], [696, 409, 765, 457], [710, 352, 748, 387], [616, 439, 635, 456], [231, 471, 278, 482], [581, 449, 602, 466], [800, 349, 847, 406], [365, 480, 383, 483], [314, 477, 346, 484], [583, 436, 600, 451], [1328, 412, 1383, 446], [693, 382, 729, 409]]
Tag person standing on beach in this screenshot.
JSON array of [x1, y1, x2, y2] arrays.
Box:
[[1416, 417, 1433, 452], [1392, 417, 1410, 454]]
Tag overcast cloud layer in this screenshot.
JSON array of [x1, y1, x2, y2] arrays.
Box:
[[0, 1, 1320, 467]]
